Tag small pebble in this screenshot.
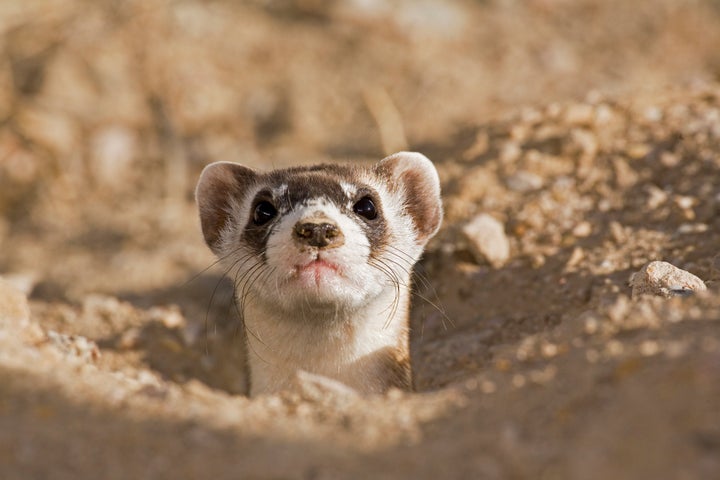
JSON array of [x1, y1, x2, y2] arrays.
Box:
[[629, 261, 707, 299], [500, 142, 522, 163], [148, 306, 186, 329], [118, 327, 142, 350], [673, 195, 695, 210], [594, 104, 615, 124], [291, 370, 359, 406], [660, 152, 681, 167], [480, 380, 497, 394], [605, 340, 624, 357], [639, 340, 660, 357], [511, 374, 526, 388], [609, 221, 627, 244], [46, 330, 100, 362], [645, 185, 668, 209], [676, 223, 708, 234], [564, 103, 595, 125], [584, 317, 599, 335], [461, 213, 510, 268], [541, 343, 558, 358], [627, 144, 650, 159], [506, 171, 543, 192], [529, 365, 557, 384], [565, 247, 584, 269], [572, 221, 592, 237], [643, 106, 663, 122], [0, 272, 37, 296], [0, 278, 31, 325]]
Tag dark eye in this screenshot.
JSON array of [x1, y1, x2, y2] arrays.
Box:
[[353, 196, 377, 220], [253, 201, 277, 225]]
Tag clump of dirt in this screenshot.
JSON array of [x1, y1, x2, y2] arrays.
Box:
[[2, 1, 720, 479]]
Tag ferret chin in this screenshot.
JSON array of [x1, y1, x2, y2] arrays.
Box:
[[195, 152, 443, 397]]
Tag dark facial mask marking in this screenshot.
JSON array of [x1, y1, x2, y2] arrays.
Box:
[[240, 168, 389, 259]]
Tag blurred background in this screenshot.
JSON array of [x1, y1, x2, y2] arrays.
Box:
[[0, 0, 719, 296]]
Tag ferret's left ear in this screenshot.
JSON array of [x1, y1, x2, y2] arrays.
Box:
[[376, 151, 443, 244]]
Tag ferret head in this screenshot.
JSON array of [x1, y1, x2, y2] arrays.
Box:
[[195, 152, 442, 316]]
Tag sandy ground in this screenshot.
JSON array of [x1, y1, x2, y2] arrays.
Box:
[[1, 1, 720, 478]]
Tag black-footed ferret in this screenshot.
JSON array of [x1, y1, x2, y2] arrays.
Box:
[[195, 152, 442, 396]]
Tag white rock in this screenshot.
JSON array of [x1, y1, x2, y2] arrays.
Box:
[[15, 106, 80, 156], [564, 103, 595, 126], [47, 330, 101, 362], [0, 272, 37, 296], [499, 142, 522, 163], [462, 214, 510, 268], [629, 261, 707, 299], [572, 221, 592, 237], [506, 171, 543, 192], [89, 125, 138, 187], [0, 278, 30, 325], [0, 278, 43, 345], [290, 370, 359, 407]]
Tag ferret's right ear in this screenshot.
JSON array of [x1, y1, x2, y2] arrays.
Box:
[[376, 152, 443, 245], [195, 162, 257, 255]]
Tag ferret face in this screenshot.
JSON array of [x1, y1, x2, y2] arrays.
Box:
[[196, 152, 443, 316], [237, 167, 393, 311]]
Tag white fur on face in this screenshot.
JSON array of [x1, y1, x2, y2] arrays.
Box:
[[262, 197, 386, 312], [339, 180, 357, 199], [217, 173, 427, 321]]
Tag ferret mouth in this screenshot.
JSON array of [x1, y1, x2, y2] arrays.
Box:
[[293, 257, 344, 286]]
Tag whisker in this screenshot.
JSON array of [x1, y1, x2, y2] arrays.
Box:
[[237, 261, 267, 315], [230, 256, 275, 363], [385, 245, 447, 327], [368, 260, 402, 330], [385, 245, 433, 292], [202, 250, 256, 354], [244, 264, 276, 309], [181, 242, 250, 287], [376, 247, 452, 331], [233, 294, 272, 365], [411, 290, 454, 329]]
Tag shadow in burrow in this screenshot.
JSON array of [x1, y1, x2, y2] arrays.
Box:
[[409, 244, 619, 391], [102, 272, 250, 395]]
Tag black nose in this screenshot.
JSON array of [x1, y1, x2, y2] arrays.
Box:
[[293, 221, 345, 248]]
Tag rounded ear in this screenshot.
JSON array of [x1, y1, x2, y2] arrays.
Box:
[[375, 152, 443, 245], [195, 162, 257, 254]]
